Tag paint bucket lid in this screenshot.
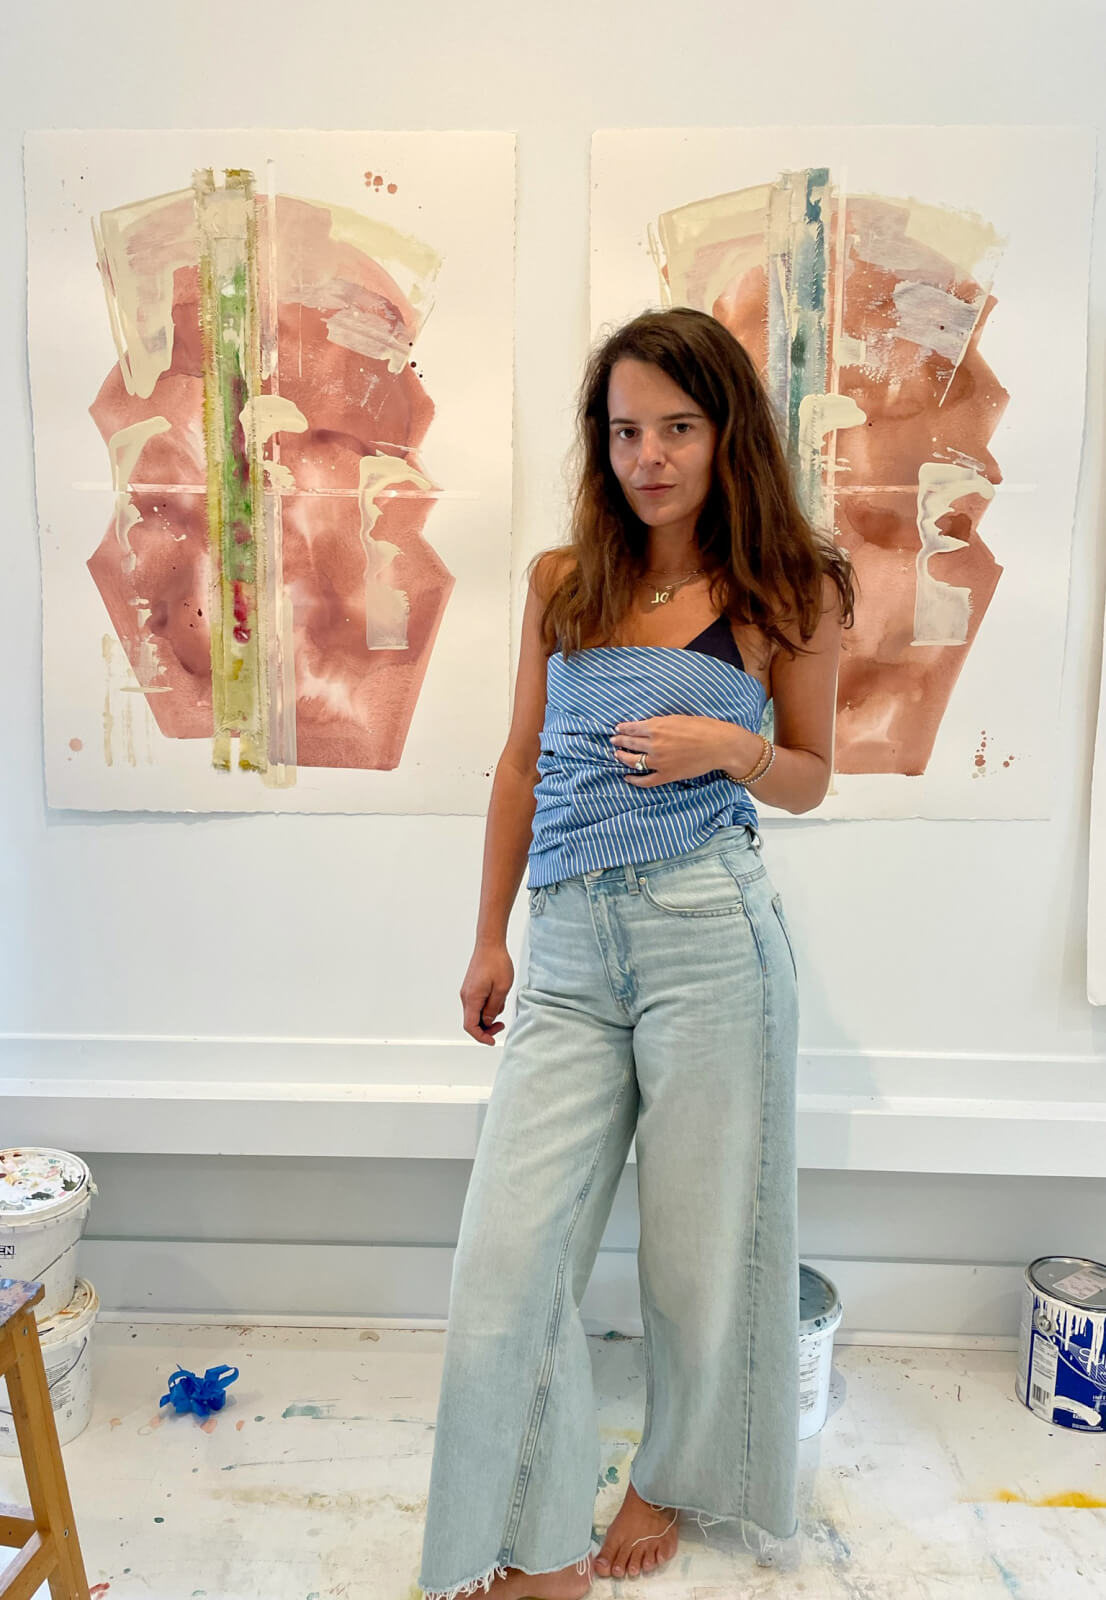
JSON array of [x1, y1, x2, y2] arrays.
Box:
[[1026, 1256, 1106, 1313], [800, 1263, 843, 1333], [36, 1278, 99, 1344], [0, 1149, 92, 1223]]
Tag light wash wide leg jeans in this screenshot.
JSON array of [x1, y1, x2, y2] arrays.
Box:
[[418, 824, 800, 1600]]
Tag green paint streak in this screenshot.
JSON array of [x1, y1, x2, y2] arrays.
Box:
[[605, 1465, 619, 1483], [194, 167, 268, 773], [282, 1403, 330, 1419]]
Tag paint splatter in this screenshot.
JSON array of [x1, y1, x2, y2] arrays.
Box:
[[69, 737, 83, 751], [236, 1418, 245, 1430], [990, 1489, 1106, 1508], [89, 1585, 111, 1598], [153, 1515, 165, 1523]]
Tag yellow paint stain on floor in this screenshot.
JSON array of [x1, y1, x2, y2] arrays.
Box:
[[980, 1489, 1106, 1508]]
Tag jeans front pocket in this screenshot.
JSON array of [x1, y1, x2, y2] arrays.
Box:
[[528, 885, 548, 916], [639, 854, 747, 918], [772, 893, 798, 980]]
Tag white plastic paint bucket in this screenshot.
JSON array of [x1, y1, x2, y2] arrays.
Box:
[[1015, 1256, 1106, 1431], [799, 1264, 843, 1439], [0, 1148, 95, 1322], [0, 1277, 99, 1453]]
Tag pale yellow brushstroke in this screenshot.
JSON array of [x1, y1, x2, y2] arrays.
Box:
[[798, 394, 867, 533], [101, 635, 115, 767], [900, 198, 1004, 282], [356, 454, 432, 650], [93, 191, 197, 400], [122, 693, 136, 767], [655, 185, 773, 315], [324, 204, 441, 308], [263, 461, 297, 492], [108, 417, 171, 573], [239, 395, 308, 454], [797, 394, 866, 475], [913, 461, 995, 646]]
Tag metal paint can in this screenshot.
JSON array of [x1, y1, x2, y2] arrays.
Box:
[[0, 1148, 96, 1321], [0, 1277, 99, 1452], [1015, 1256, 1106, 1431], [798, 1263, 843, 1439]]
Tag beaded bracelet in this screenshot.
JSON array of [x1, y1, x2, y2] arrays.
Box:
[[744, 742, 776, 785], [732, 733, 775, 786]]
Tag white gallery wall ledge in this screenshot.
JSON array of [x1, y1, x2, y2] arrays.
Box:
[[3, 1036, 1106, 1177], [75, 1238, 1028, 1345]]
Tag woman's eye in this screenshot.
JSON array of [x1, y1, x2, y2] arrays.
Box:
[[615, 427, 636, 442], [671, 421, 691, 435]]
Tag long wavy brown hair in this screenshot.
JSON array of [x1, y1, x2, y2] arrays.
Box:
[[533, 306, 855, 660]]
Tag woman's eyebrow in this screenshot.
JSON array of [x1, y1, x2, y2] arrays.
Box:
[[608, 410, 703, 425]]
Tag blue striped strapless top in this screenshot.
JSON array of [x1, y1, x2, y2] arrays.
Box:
[[527, 617, 768, 888]]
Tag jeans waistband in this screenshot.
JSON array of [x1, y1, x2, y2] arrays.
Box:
[[574, 822, 761, 889]]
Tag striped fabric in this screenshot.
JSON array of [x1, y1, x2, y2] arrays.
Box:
[[527, 645, 767, 889]]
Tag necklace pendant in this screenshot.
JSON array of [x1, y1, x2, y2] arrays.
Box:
[[654, 589, 670, 605]]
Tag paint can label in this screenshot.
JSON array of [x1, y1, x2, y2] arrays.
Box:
[[1017, 1284, 1106, 1431]]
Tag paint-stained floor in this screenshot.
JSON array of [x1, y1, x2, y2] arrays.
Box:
[[2, 1321, 1104, 1600]]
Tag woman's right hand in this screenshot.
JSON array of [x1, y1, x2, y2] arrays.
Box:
[[461, 941, 515, 1045]]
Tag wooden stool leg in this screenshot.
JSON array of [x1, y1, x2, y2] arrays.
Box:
[[3, 1308, 90, 1600]]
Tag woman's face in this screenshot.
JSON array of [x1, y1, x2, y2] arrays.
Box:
[[606, 359, 716, 544]]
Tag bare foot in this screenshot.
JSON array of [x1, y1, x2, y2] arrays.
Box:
[[595, 1482, 680, 1579], [479, 1553, 593, 1599]]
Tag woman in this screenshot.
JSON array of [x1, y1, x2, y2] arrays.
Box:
[[418, 307, 854, 1600]]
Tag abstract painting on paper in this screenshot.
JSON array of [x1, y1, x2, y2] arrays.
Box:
[[26, 130, 515, 812], [591, 126, 1093, 819], [1089, 607, 1106, 1003]]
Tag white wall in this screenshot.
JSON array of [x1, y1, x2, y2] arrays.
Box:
[[3, 0, 1105, 1337]]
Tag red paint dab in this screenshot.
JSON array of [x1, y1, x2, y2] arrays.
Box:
[[69, 737, 82, 752]]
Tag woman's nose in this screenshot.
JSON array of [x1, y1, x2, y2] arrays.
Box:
[[636, 430, 665, 466]]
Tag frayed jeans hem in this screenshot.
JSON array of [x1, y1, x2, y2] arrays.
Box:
[[419, 1540, 597, 1600], [628, 1470, 800, 1569]]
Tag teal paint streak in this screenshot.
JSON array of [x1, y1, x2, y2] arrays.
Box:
[[765, 167, 831, 520], [991, 1558, 1023, 1597]]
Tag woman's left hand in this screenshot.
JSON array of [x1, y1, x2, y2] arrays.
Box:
[[612, 715, 745, 786]]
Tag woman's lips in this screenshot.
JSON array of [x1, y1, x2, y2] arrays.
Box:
[[636, 484, 674, 494]]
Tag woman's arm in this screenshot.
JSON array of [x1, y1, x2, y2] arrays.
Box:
[[459, 553, 564, 1043], [610, 575, 844, 813], [723, 574, 843, 815]]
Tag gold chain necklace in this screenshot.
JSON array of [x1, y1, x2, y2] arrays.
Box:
[[639, 567, 704, 606]]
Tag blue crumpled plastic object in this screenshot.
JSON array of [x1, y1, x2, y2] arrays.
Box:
[[159, 1363, 240, 1418]]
